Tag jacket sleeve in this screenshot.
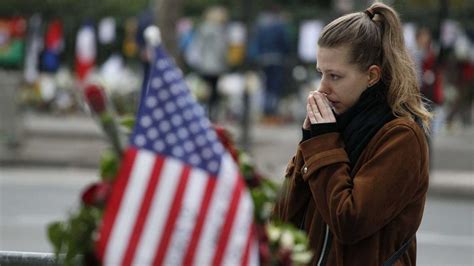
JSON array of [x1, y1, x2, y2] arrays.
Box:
[[299, 124, 427, 244], [272, 148, 312, 226]]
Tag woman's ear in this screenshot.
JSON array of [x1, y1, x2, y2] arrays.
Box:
[[367, 65, 382, 86]]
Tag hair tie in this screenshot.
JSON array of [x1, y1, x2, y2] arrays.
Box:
[[364, 8, 375, 19]]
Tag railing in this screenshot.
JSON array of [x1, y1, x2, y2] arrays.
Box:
[[0, 251, 82, 265]]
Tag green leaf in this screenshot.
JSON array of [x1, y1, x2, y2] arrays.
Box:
[[47, 221, 65, 256], [119, 115, 136, 131], [100, 149, 120, 182]]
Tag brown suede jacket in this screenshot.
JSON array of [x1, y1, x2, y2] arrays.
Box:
[[273, 118, 429, 266]]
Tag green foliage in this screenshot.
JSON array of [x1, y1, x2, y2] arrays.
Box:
[[250, 178, 279, 223], [47, 206, 103, 266], [99, 149, 120, 182], [119, 115, 136, 131]]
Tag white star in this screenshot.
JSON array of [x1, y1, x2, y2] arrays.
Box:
[[194, 105, 204, 116], [183, 109, 194, 121], [153, 140, 165, 152], [196, 135, 207, 147], [135, 134, 146, 147], [189, 154, 201, 165], [145, 96, 157, 108], [208, 161, 219, 172], [164, 71, 175, 83], [165, 133, 178, 145], [159, 121, 171, 132], [165, 102, 177, 114], [206, 130, 217, 142], [189, 122, 200, 134], [200, 119, 210, 129], [172, 146, 184, 157], [153, 109, 164, 121], [202, 147, 213, 159], [140, 116, 152, 128], [170, 84, 182, 96], [177, 127, 189, 139], [151, 77, 163, 89], [171, 115, 183, 127], [212, 143, 224, 154], [147, 128, 159, 139], [158, 90, 170, 101], [183, 140, 195, 152], [177, 97, 187, 108], [186, 95, 195, 104], [157, 59, 169, 70]]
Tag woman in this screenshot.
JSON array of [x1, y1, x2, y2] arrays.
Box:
[[273, 2, 431, 265]]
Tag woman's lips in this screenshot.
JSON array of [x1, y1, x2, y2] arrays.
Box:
[[328, 100, 338, 109]]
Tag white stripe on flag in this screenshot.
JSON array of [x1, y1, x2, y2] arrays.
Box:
[[132, 158, 182, 265], [193, 153, 239, 266], [222, 190, 254, 265], [249, 235, 260, 266], [103, 150, 155, 266], [162, 168, 209, 266]]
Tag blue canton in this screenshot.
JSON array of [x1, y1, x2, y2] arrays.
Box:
[[130, 46, 224, 176]]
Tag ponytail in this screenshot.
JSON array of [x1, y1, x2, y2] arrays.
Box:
[[369, 2, 432, 133]]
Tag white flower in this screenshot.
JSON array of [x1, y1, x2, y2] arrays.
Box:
[[291, 250, 313, 264], [280, 230, 295, 249], [266, 224, 281, 242]]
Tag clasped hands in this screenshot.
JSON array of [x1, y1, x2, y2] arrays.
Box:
[[303, 91, 336, 129]]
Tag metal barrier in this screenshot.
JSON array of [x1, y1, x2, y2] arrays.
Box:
[[0, 251, 61, 265], [0, 251, 82, 266]]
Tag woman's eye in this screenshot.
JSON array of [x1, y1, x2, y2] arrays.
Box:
[[331, 74, 340, 80]]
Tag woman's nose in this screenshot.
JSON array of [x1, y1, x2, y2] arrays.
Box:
[[318, 79, 331, 95]]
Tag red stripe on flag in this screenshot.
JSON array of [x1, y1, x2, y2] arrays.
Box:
[[152, 166, 192, 265], [96, 148, 138, 260], [121, 156, 165, 266], [212, 177, 245, 266], [242, 224, 256, 266], [182, 176, 217, 265]]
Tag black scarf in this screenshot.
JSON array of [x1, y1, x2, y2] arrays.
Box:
[[336, 81, 395, 171]]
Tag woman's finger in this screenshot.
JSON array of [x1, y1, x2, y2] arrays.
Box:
[[306, 103, 317, 124], [309, 95, 323, 123], [313, 92, 336, 123], [314, 92, 329, 117]]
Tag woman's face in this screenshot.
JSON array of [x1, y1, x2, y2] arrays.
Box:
[[316, 46, 370, 114]]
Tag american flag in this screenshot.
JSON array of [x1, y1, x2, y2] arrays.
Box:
[[96, 44, 259, 266]]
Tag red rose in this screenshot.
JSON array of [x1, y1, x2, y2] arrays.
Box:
[[278, 248, 293, 266], [245, 171, 263, 188], [84, 84, 107, 114], [81, 181, 112, 207], [213, 125, 239, 162]]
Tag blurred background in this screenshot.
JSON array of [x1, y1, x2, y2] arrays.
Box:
[[0, 0, 472, 265]]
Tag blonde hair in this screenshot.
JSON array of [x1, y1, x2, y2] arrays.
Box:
[[318, 2, 432, 133]]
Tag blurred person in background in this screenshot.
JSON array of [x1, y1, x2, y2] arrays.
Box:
[[445, 33, 474, 130], [415, 27, 444, 113], [273, 2, 431, 265], [188, 6, 229, 122], [254, 3, 291, 123], [413, 26, 443, 164]]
